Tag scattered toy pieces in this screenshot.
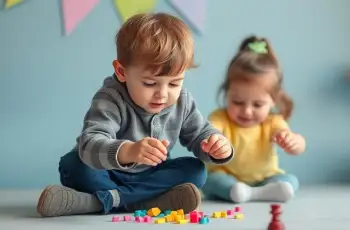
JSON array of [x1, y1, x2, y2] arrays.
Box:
[[164, 215, 171, 222], [235, 206, 241, 213], [227, 209, 235, 215], [199, 216, 210, 224], [135, 216, 143, 222], [164, 210, 172, 216], [147, 207, 161, 217], [123, 215, 132, 221], [155, 217, 166, 224], [234, 213, 244, 219], [190, 211, 201, 223], [113, 205, 249, 225], [177, 209, 184, 216], [112, 216, 120, 222], [144, 216, 152, 223], [212, 211, 221, 218], [176, 219, 189, 224]]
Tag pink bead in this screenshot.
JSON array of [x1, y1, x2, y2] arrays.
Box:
[[227, 210, 234, 215], [235, 206, 241, 212], [198, 211, 204, 217], [144, 216, 152, 223], [135, 216, 142, 222], [123, 215, 131, 221], [112, 216, 120, 222], [190, 213, 200, 223]]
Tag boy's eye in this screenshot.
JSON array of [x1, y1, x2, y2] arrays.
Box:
[[170, 80, 182, 87], [143, 82, 155, 86]]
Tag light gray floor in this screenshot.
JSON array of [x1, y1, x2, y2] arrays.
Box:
[[0, 185, 349, 230]]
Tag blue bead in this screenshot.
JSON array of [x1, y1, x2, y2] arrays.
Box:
[[199, 217, 209, 224], [164, 210, 172, 215], [134, 210, 143, 216]]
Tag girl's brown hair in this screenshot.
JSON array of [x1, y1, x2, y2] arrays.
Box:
[[217, 35, 294, 120]]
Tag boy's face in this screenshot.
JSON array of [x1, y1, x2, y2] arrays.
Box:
[[114, 61, 184, 114]]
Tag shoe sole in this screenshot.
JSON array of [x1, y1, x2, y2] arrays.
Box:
[[127, 183, 201, 214], [37, 185, 72, 217]]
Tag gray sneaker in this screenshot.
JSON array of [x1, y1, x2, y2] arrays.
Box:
[[36, 185, 102, 217]]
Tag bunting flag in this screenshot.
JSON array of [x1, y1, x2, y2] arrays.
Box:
[[168, 0, 206, 35], [61, 0, 100, 36], [3, 0, 208, 37], [5, 0, 24, 9], [114, 0, 157, 22]]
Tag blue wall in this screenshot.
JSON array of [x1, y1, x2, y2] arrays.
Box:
[[1, 0, 349, 188]]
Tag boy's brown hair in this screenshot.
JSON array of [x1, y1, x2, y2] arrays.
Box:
[[218, 35, 294, 120], [115, 12, 196, 76]]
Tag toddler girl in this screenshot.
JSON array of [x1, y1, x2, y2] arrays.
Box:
[[202, 35, 306, 203]]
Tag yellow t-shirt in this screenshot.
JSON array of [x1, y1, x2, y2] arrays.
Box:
[[206, 109, 289, 184]]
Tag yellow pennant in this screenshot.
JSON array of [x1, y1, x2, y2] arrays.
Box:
[[5, 0, 24, 9], [114, 0, 157, 22]]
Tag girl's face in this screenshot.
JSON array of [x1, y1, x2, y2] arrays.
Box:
[[226, 74, 275, 128]]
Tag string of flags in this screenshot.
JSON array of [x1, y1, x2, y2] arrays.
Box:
[[3, 0, 206, 36]]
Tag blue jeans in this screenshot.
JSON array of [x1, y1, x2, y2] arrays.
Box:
[[59, 150, 207, 214], [201, 171, 299, 201]]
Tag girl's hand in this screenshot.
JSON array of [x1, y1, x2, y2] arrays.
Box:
[[201, 134, 233, 159], [272, 130, 305, 155]]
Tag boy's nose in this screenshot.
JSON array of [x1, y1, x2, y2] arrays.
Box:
[[156, 88, 167, 98]]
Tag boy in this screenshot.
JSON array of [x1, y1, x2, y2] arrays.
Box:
[[37, 12, 234, 217]]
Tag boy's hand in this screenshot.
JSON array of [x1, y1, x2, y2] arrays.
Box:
[[201, 134, 232, 159], [272, 129, 305, 155], [118, 138, 169, 166]]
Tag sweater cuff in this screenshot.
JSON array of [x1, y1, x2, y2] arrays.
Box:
[[107, 140, 137, 170]]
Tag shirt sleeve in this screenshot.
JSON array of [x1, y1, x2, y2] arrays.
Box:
[[78, 91, 137, 170], [208, 109, 227, 133], [179, 92, 234, 164], [270, 114, 290, 134]]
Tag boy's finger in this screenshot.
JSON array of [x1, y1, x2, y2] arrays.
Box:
[[206, 135, 219, 151], [148, 138, 168, 155], [142, 154, 159, 166], [209, 139, 225, 154], [161, 140, 170, 147], [147, 145, 167, 161]]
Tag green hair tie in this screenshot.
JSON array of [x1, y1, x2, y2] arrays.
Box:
[[247, 41, 268, 54]]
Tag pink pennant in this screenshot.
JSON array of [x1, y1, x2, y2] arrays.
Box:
[[61, 0, 100, 35], [168, 0, 206, 34]]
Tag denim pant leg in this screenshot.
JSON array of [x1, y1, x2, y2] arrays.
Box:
[[59, 150, 130, 214], [257, 173, 300, 192], [201, 171, 238, 201], [109, 156, 207, 206]]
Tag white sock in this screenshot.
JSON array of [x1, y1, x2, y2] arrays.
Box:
[[251, 182, 294, 202], [229, 182, 252, 203], [229, 182, 294, 203], [108, 189, 121, 207]]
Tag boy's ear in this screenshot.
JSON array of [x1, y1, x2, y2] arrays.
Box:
[[112, 60, 126, 82]]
